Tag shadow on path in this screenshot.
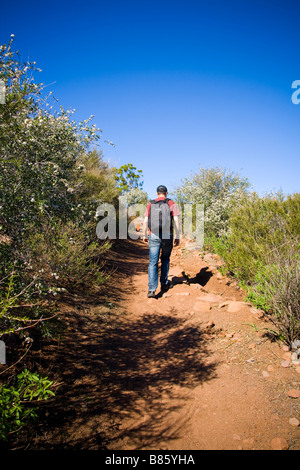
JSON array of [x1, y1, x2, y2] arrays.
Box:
[[13, 240, 217, 450], [30, 310, 217, 449], [171, 266, 213, 287]]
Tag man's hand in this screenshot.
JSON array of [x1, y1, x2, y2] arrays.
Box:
[[142, 217, 149, 243], [173, 216, 180, 247]]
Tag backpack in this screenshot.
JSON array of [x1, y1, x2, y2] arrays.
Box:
[[148, 198, 173, 239]]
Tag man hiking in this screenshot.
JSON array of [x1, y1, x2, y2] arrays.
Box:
[[142, 185, 180, 298]]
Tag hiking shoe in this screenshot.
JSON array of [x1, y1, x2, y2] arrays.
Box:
[[147, 290, 156, 298], [161, 280, 173, 293]]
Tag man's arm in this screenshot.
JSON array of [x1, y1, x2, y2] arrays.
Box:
[[173, 215, 180, 246], [142, 216, 148, 242]]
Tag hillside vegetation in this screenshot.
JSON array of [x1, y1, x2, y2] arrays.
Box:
[[175, 168, 300, 345]]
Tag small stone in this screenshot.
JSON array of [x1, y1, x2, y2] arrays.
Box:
[[175, 292, 190, 296], [281, 360, 290, 368], [262, 370, 270, 378], [246, 357, 255, 363], [291, 351, 300, 364], [289, 417, 300, 427], [282, 345, 290, 352], [287, 389, 300, 398], [271, 437, 289, 450], [267, 365, 275, 372], [196, 293, 223, 303], [227, 301, 245, 313]]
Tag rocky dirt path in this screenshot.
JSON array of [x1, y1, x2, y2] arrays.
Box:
[[16, 239, 300, 450], [102, 239, 300, 451]]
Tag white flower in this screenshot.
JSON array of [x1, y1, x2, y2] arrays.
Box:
[[24, 336, 33, 343]]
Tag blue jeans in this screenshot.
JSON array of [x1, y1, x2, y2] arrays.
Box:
[[148, 232, 173, 291]]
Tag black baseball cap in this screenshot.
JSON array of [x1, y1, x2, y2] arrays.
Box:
[[156, 185, 168, 194]]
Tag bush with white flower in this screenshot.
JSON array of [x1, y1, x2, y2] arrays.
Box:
[[0, 36, 116, 337], [174, 166, 251, 240]]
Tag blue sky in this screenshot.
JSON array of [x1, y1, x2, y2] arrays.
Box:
[[2, 0, 300, 199]]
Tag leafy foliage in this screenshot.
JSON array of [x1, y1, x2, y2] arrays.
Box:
[[175, 166, 250, 238], [26, 220, 110, 294], [114, 163, 144, 192], [0, 36, 119, 339], [247, 250, 300, 344], [211, 191, 300, 345], [0, 369, 54, 440], [222, 192, 300, 282], [0, 37, 101, 243], [74, 149, 121, 206]]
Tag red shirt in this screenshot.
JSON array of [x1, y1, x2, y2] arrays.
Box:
[[145, 196, 180, 218]]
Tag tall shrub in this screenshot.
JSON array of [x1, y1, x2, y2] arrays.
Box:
[[174, 166, 250, 239], [0, 36, 113, 337], [222, 192, 300, 344], [223, 192, 300, 282]]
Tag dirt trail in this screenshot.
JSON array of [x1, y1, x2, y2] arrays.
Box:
[[15, 239, 300, 450]]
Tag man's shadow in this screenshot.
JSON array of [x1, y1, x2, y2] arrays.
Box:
[[156, 267, 213, 298]]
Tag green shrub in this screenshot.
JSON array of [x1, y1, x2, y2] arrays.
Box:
[[0, 38, 101, 245], [204, 234, 232, 265], [174, 166, 250, 239], [214, 191, 300, 345], [0, 369, 55, 441], [0, 35, 111, 337], [74, 149, 120, 207], [0, 265, 58, 338], [247, 246, 300, 345], [26, 220, 110, 294], [222, 192, 300, 283]]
